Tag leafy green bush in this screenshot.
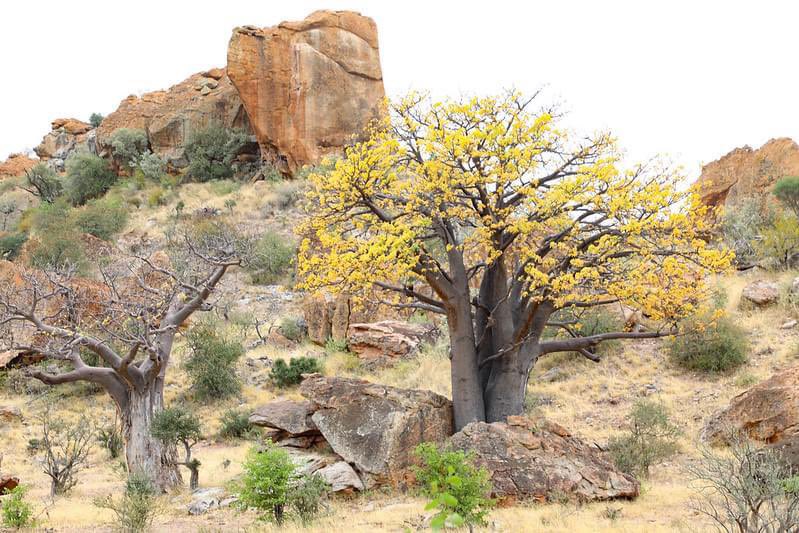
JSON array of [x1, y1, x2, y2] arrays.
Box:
[[26, 200, 85, 270], [71, 196, 128, 240], [184, 321, 244, 400], [269, 357, 322, 388], [607, 400, 680, 478], [219, 409, 254, 439], [279, 317, 305, 342], [0, 232, 27, 260], [65, 152, 117, 205], [110, 128, 149, 169], [669, 315, 748, 373], [289, 473, 328, 525], [95, 471, 160, 532], [756, 213, 799, 268], [89, 113, 104, 128], [23, 162, 63, 202], [324, 337, 348, 355], [413, 443, 493, 530], [774, 176, 799, 216], [247, 230, 295, 285], [138, 151, 166, 180], [151, 406, 202, 489], [238, 444, 295, 523], [1, 485, 33, 529], [185, 123, 247, 182]]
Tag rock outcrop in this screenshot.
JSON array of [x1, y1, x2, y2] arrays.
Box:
[[741, 280, 780, 307], [0, 153, 38, 178], [347, 320, 440, 360], [227, 10, 385, 173], [96, 69, 255, 168], [249, 400, 318, 436], [450, 416, 640, 502], [703, 366, 799, 444], [300, 375, 453, 482], [695, 138, 799, 208], [34, 118, 95, 171]]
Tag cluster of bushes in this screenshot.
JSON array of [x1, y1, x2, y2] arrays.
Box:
[[668, 315, 748, 373], [247, 230, 296, 285], [185, 122, 249, 182], [270, 356, 323, 388], [722, 176, 799, 269]]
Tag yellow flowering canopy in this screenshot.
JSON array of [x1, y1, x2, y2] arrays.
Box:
[[299, 91, 731, 327]]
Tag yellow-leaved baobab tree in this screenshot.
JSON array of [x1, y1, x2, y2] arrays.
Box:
[[298, 92, 732, 430]]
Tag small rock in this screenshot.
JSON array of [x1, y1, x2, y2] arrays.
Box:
[[187, 487, 225, 516], [0, 475, 19, 494], [780, 320, 798, 330], [316, 461, 364, 492], [0, 406, 22, 422], [641, 383, 660, 396], [741, 280, 780, 307], [539, 367, 565, 383]]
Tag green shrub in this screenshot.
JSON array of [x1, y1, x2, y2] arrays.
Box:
[[413, 443, 493, 530], [138, 151, 166, 180], [71, 196, 128, 240], [146, 186, 170, 207], [184, 321, 244, 400], [1, 485, 33, 529], [324, 337, 348, 355], [151, 407, 201, 447], [23, 162, 63, 203], [208, 179, 240, 196], [65, 152, 117, 206], [238, 444, 295, 523], [269, 357, 322, 388], [95, 471, 159, 532], [756, 213, 799, 268], [97, 420, 124, 459], [185, 123, 247, 182], [721, 196, 775, 267], [110, 128, 148, 169], [279, 317, 305, 342], [27, 202, 86, 270], [608, 400, 680, 478], [0, 232, 27, 260], [89, 113, 104, 128], [774, 176, 799, 216], [669, 315, 748, 373], [219, 409, 254, 439], [247, 230, 295, 285], [289, 473, 328, 525]]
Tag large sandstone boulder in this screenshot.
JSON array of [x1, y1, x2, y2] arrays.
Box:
[[227, 10, 385, 174], [300, 374, 453, 482], [96, 69, 255, 168], [302, 292, 353, 345], [741, 280, 780, 307], [249, 400, 318, 435], [0, 153, 38, 179], [347, 320, 440, 360], [702, 366, 799, 444], [695, 137, 799, 208], [450, 416, 640, 502], [34, 118, 96, 171]]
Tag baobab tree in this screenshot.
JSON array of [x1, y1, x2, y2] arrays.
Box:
[[298, 92, 732, 430], [0, 222, 242, 489]]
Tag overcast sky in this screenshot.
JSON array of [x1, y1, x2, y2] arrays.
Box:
[[2, 0, 797, 179]]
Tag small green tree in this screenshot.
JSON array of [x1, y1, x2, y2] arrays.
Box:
[[247, 230, 295, 285], [22, 163, 63, 203], [269, 357, 322, 388], [414, 443, 494, 531], [137, 151, 166, 180], [756, 213, 799, 268], [608, 400, 680, 478], [39, 409, 95, 496], [65, 152, 117, 205], [185, 122, 247, 182], [774, 176, 799, 216], [109, 128, 149, 169], [89, 113, 104, 128], [183, 321, 244, 400], [238, 444, 295, 524], [1, 485, 34, 529], [151, 406, 202, 490]]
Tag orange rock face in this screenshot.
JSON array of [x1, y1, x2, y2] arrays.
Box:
[[227, 10, 385, 173], [96, 69, 253, 166], [0, 153, 38, 178], [695, 137, 799, 207], [34, 118, 96, 170]]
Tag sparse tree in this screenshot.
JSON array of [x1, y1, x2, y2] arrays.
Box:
[[774, 176, 799, 217], [22, 163, 63, 203], [89, 113, 104, 129], [298, 92, 732, 429], [0, 221, 244, 489], [38, 408, 94, 497], [0, 199, 17, 231], [151, 406, 202, 490]]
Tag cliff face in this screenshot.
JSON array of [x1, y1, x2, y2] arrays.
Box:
[[227, 10, 385, 173], [96, 69, 254, 168], [696, 137, 799, 207]]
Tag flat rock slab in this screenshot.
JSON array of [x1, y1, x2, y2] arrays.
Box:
[[741, 280, 780, 307], [316, 461, 364, 492], [347, 320, 439, 360], [300, 374, 453, 481], [703, 366, 799, 444], [249, 400, 318, 435], [450, 416, 639, 502]]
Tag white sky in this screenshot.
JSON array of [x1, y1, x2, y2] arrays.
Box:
[[2, 0, 797, 180]]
